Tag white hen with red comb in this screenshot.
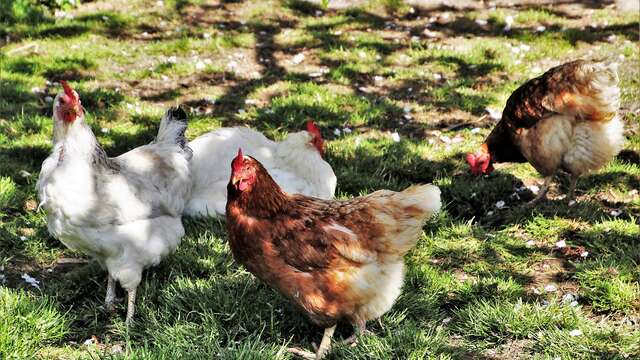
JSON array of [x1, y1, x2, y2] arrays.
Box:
[[185, 121, 337, 217]]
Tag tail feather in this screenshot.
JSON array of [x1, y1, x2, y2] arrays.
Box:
[[156, 106, 192, 157], [549, 61, 620, 121], [374, 184, 441, 257]]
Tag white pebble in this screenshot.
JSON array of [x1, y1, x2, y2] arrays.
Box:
[[486, 211, 494, 216], [569, 329, 582, 337], [373, 75, 384, 82], [20, 236, 27, 241], [535, 25, 546, 32], [528, 185, 540, 194], [333, 128, 342, 136], [610, 209, 622, 217], [555, 240, 566, 249], [495, 200, 506, 209], [45, 96, 53, 103], [441, 317, 452, 325], [342, 127, 352, 134], [503, 15, 514, 32], [562, 293, 575, 303], [291, 53, 305, 65], [391, 132, 401, 142], [471, 127, 481, 134], [580, 251, 589, 258], [526, 240, 536, 247], [100, 128, 109, 134], [21, 273, 40, 289], [475, 19, 488, 26], [485, 107, 502, 120], [544, 284, 557, 292]]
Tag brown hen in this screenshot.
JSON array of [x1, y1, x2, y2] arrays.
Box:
[[467, 60, 623, 204], [225, 149, 441, 359]]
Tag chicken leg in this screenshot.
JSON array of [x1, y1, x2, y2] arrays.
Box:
[[340, 319, 367, 346], [125, 287, 137, 324], [526, 176, 553, 207], [287, 325, 336, 360], [105, 275, 116, 310], [567, 175, 579, 204]]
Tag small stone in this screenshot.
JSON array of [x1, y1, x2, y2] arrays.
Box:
[[526, 240, 536, 247], [486, 211, 494, 216], [580, 251, 589, 258], [526, 185, 539, 193], [555, 240, 566, 249], [569, 329, 582, 337], [475, 19, 488, 26], [503, 15, 514, 32], [441, 317, 452, 325], [342, 127, 352, 134], [391, 132, 401, 142], [495, 200, 506, 209], [291, 53, 305, 65], [237, 109, 246, 115], [45, 96, 53, 103], [610, 209, 622, 217], [535, 25, 546, 32], [100, 128, 109, 134], [485, 107, 502, 120], [562, 293, 575, 303], [471, 127, 481, 134], [544, 284, 557, 292], [373, 75, 384, 82], [433, 73, 442, 80], [333, 128, 342, 136]]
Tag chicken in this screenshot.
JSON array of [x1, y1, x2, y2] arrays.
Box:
[[466, 60, 624, 204], [37, 81, 192, 323], [225, 149, 441, 359], [185, 120, 336, 217]]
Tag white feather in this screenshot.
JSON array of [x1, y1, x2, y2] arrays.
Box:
[[185, 127, 337, 217]]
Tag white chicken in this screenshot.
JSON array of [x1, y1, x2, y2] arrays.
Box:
[[185, 120, 337, 217], [37, 81, 192, 323]]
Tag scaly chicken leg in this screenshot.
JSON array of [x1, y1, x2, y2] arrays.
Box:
[[567, 175, 579, 203], [125, 287, 137, 324], [105, 275, 116, 310], [526, 176, 553, 207], [288, 325, 336, 360]]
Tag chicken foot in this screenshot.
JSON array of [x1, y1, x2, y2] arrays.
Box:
[[104, 275, 116, 310], [525, 176, 553, 207], [339, 319, 367, 346], [288, 325, 336, 360], [125, 287, 137, 325]]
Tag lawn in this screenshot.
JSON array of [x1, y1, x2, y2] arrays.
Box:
[[1, 0, 639, 358]]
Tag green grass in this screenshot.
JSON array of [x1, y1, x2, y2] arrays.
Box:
[[0, 0, 639, 358]]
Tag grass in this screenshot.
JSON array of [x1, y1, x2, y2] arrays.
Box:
[[0, 0, 639, 358]]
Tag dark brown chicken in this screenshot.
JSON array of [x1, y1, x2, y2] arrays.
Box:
[[225, 149, 441, 359], [467, 60, 623, 204]]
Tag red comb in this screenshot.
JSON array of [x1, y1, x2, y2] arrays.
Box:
[[306, 119, 321, 138], [60, 80, 75, 99], [465, 153, 477, 168], [232, 148, 244, 173]]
